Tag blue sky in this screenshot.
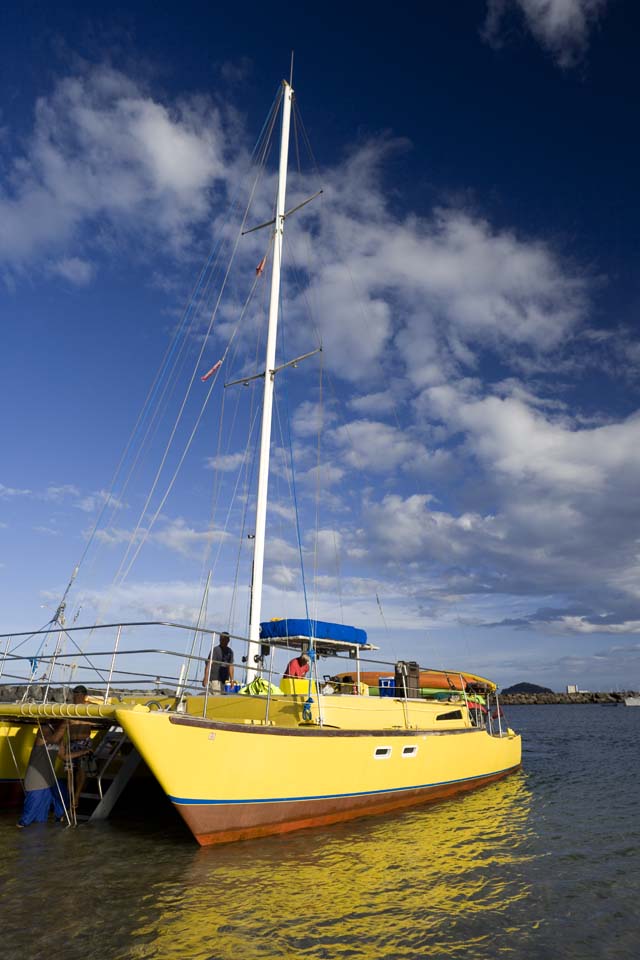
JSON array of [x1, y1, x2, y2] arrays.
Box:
[[2, 0, 639, 691]]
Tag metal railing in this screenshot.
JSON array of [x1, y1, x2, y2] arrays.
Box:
[[0, 621, 508, 732]]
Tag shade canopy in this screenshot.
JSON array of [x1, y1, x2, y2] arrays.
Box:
[[260, 618, 369, 647]]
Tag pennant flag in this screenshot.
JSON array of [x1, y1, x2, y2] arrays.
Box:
[[201, 359, 223, 382], [256, 255, 267, 276]]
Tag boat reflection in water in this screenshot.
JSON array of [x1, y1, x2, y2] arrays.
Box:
[[133, 774, 533, 960]]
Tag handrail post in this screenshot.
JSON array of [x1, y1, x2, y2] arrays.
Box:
[[43, 629, 65, 703], [0, 635, 11, 681], [264, 645, 275, 724], [202, 632, 216, 718], [460, 674, 470, 724], [104, 625, 123, 703]]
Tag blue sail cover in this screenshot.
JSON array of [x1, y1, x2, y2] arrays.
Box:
[[259, 618, 368, 646]]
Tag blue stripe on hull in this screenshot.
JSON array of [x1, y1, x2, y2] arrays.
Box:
[[169, 763, 518, 806]]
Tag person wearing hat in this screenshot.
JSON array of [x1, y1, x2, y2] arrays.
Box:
[[283, 652, 310, 679]]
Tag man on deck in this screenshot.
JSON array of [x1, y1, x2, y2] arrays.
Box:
[[283, 652, 310, 679], [203, 632, 235, 693]]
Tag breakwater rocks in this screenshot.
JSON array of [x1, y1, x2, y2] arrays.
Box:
[[0, 685, 172, 703], [0, 685, 67, 703], [501, 691, 638, 705]]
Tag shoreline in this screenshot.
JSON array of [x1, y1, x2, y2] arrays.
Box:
[[501, 691, 639, 705]]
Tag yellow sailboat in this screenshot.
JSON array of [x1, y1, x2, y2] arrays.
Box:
[[0, 77, 520, 843], [0, 631, 520, 845]]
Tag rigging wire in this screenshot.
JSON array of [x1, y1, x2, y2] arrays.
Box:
[[273, 325, 311, 623], [116, 251, 271, 586], [48, 85, 284, 637], [311, 348, 325, 623], [221, 403, 262, 631], [225, 266, 271, 635], [109, 93, 283, 591], [198, 234, 274, 592]]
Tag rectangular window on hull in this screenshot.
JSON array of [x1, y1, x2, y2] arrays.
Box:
[[402, 745, 418, 757], [374, 746, 391, 758], [436, 710, 463, 720]]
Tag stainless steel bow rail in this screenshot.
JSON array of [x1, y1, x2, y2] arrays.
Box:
[[0, 620, 506, 735]]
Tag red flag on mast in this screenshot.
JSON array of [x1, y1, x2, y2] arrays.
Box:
[[256, 255, 267, 276], [201, 359, 223, 382]]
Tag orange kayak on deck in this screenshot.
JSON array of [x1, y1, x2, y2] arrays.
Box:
[[331, 670, 493, 691]]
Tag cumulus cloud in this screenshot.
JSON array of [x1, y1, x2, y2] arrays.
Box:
[[0, 64, 230, 274], [95, 516, 229, 558], [288, 153, 587, 385], [426, 385, 640, 495], [330, 419, 430, 474], [4, 59, 635, 684], [483, 0, 609, 67], [206, 452, 248, 472], [353, 385, 640, 636], [74, 578, 211, 626]]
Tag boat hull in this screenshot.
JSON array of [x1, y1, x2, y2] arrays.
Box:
[[175, 764, 519, 845], [0, 719, 38, 806], [118, 707, 522, 846]]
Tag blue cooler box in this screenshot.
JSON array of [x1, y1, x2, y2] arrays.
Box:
[[379, 677, 396, 697]]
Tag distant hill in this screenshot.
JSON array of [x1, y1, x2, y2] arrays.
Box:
[[502, 682, 554, 695]]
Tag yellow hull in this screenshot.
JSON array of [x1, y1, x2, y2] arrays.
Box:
[[0, 696, 521, 843], [117, 697, 521, 845], [0, 720, 38, 803], [0, 703, 123, 803]]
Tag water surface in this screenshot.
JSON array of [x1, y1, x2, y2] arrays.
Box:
[[2, 705, 638, 959]]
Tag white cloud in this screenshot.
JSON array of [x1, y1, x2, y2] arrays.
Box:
[[330, 419, 430, 474], [292, 401, 337, 438], [50, 256, 94, 286], [206, 452, 248, 472], [350, 382, 640, 637], [298, 462, 346, 489], [43, 484, 81, 502], [554, 617, 640, 635], [153, 517, 228, 557], [288, 147, 587, 385], [75, 490, 126, 514], [76, 578, 210, 625], [427, 385, 640, 494], [483, 0, 609, 67], [0, 64, 230, 272], [95, 517, 229, 558], [350, 388, 402, 415], [0, 483, 32, 498]]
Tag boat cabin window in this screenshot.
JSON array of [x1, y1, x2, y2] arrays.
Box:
[[436, 710, 463, 720], [402, 745, 418, 757], [374, 746, 392, 759]]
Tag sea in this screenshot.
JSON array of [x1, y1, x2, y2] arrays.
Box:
[[1, 704, 638, 960]]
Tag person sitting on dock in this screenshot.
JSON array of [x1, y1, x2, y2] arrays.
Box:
[[17, 720, 67, 828], [203, 632, 235, 694], [283, 652, 310, 679]]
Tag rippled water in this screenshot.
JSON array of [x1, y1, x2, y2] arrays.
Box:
[[2, 705, 638, 959]]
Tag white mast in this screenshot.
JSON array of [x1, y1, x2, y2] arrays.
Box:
[[247, 80, 294, 680]]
